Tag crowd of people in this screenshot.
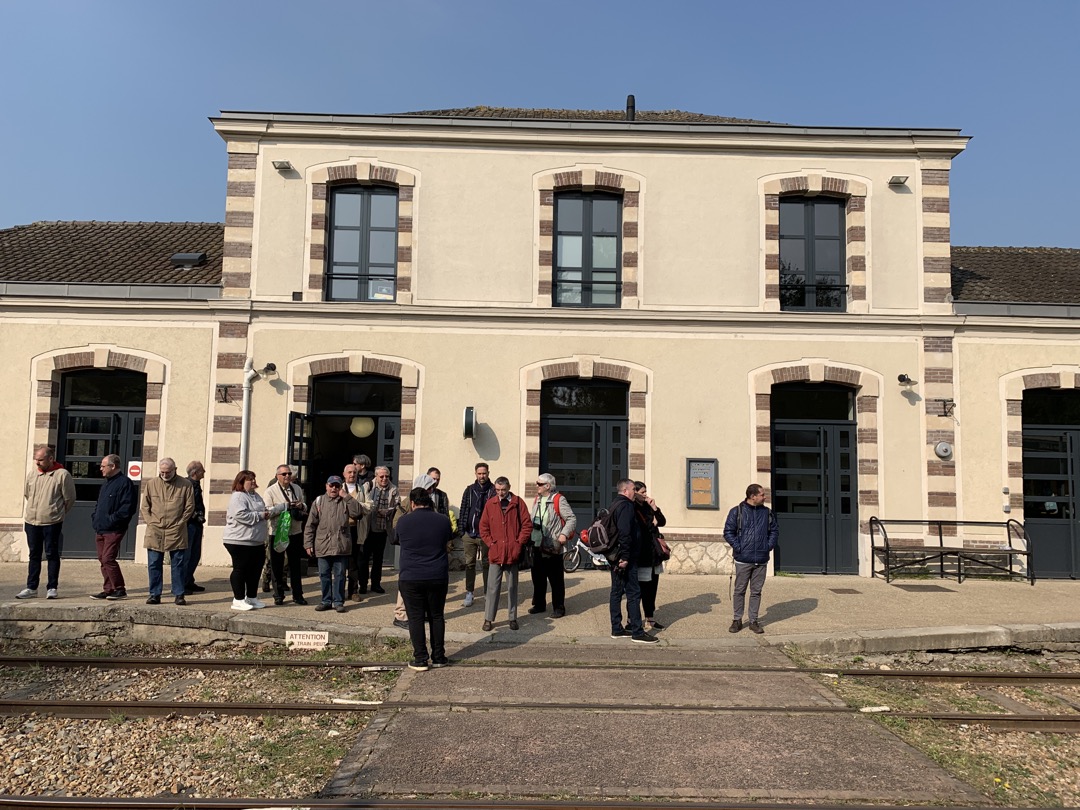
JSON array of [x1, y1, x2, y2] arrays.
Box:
[[15, 444, 780, 666]]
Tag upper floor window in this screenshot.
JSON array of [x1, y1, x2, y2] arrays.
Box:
[[327, 186, 398, 302], [553, 191, 621, 308], [779, 197, 846, 311]]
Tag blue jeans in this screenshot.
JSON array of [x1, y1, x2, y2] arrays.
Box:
[[609, 563, 643, 635], [184, 522, 204, 588], [317, 555, 347, 607], [147, 548, 187, 598], [25, 522, 64, 591]]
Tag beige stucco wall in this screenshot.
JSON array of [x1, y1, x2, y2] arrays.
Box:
[[255, 144, 925, 312]]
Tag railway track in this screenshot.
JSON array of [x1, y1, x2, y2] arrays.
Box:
[[2, 696, 1077, 732], [4, 654, 1080, 684], [0, 800, 1034, 810]]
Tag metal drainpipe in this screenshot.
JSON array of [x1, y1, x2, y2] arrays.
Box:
[[239, 357, 260, 471]]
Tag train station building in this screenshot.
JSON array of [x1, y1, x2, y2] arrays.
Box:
[[1, 105, 1078, 577]]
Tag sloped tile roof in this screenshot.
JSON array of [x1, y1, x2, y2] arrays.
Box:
[[0, 221, 224, 285], [952, 246, 1080, 304], [396, 106, 776, 125]]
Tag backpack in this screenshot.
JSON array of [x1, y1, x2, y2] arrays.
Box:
[[585, 506, 620, 559]]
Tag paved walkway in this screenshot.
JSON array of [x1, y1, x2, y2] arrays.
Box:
[[2, 560, 1076, 653]]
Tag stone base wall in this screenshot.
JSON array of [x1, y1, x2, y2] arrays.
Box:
[[0, 525, 22, 563], [663, 537, 734, 574]]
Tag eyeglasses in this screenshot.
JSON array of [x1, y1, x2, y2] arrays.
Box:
[[328, 483, 342, 488], [277, 471, 292, 476], [535, 481, 547, 486]]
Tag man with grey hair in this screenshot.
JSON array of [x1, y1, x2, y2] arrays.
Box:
[[265, 463, 309, 605], [140, 457, 194, 605], [529, 472, 576, 618], [183, 460, 207, 594], [17, 444, 75, 599], [89, 454, 137, 600], [359, 466, 398, 594]]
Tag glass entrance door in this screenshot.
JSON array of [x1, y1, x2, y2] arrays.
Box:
[[771, 422, 858, 573], [57, 409, 144, 560], [1022, 429, 1079, 578]]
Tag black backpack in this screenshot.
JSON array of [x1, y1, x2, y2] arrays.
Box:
[[585, 506, 620, 560]]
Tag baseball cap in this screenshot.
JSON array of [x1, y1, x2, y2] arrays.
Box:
[[327, 475, 344, 485]]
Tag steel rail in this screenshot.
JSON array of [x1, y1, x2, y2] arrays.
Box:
[[2, 697, 1077, 730], [3, 655, 1079, 683], [0, 799, 1029, 810]]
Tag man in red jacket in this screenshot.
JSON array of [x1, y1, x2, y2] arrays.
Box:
[[479, 476, 530, 632]]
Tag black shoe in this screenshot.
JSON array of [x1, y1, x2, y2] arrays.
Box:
[[393, 619, 409, 629], [632, 632, 660, 644], [431, 657, 450, 668], [528, 605, 546, 614], [183, 590, 194, 596], [357, 586, 368, 594], [314, 603, 332, 612], [408, 660, 429, 671], [611, 628, 630, 639], [146, 595, 160, 605], [509, 620, 519, 630], [646, 620, 665, 630], [273, 596, 285, 606], [482, 620, 494, 631], [106, 589, 127, 601], [90, 591, 109, 600], [187, 584, 206, 593], [293, 596, 308, 606], [552, 607, 565, 619], [748, 621, 764, 635], [175, 595, 187, 606], [334, 604, 347, 613], [370, 585, 385, 594], [728, 619, 742, 634]]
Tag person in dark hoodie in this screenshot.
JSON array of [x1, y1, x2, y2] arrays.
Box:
[[89, 454, 138, 600], [17, 444, 75, 600], [723, 483, 779, 635], [608, 478, 658, 644]]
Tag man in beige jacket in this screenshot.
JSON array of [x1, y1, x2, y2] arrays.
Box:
[[140, 457, 194, 605], [17, 444, 75, 599]]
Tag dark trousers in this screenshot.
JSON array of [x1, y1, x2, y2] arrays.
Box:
[[224, 543, 265, 600], [609, 563, 643, 636], [641, 572, 660, 618], [95, 531, 126, 592], [346, 527, 364, 596], [358, 530, 388, 589], [530, 552, 565, 611], [399, 578, 448, 664], [25, 522, 63, 591], [270, 533, 305, 600], [732, 561, 768, 622], [184, 522, 203, 588]]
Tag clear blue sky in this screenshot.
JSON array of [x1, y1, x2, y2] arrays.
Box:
[[2, 0, 1077, 247]]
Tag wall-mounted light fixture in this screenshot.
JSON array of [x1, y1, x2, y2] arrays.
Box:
[[463, 406, 477, 439], [271, 160, 293, 172], [897, 373, 916, 385], [888, 175, 909, 187]]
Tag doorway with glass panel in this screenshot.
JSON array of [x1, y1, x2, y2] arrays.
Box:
[[56, 370, 146, 560], [770, 382, 858, 574]]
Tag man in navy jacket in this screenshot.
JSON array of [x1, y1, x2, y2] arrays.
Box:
[[90, 454, 138, 600], [723, 483, 779, 634], [608, 479, 659, 644]]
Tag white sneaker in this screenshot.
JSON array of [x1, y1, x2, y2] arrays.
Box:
[[463, 591, 474, 607], [231, 598, 254, 611], [245, 597, 267, 609], [16, 588, 37, 599], [46, 589, 58, 599]]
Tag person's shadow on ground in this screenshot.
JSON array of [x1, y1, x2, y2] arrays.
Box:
[[759, 597, 818, 624]]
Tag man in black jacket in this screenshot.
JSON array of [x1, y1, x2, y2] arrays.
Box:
[[458, 462, 495, 607], [608, 478, 659, 644], [89, 454, 137, 600]]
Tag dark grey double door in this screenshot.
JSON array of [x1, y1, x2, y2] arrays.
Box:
[[540, 417, 627, 531], [772, 422, 858, 574], [1023, 428, 1080, 579], [57, 408, 144, 560]]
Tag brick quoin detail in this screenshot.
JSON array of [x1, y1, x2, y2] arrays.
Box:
[[922, 169, 950, 185], [593, 362, 630, 381], [923, 336, 953, 353], [227, 154, 257, 170], [772, 366, 810, 383], [55, 352, 94, 370], [362, 357, 403, 377], [218, 322, 249, 339], [542, 362, 579, 379], [825, 366, 860, 385], [216, 353, 246, 370], [310, 357, 350, 376], [1023, 373, 1060, 390]]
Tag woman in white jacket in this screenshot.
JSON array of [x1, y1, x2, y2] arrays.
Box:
[[223, 470, 285, 611]]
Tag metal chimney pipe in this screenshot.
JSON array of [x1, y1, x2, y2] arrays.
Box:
[[626, 94, 636, 121]]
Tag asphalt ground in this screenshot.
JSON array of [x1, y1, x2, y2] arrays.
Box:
[[2, 560, 1076, 803]]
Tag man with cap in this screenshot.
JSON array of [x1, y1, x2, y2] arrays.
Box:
[[304, 474, 367, 613]]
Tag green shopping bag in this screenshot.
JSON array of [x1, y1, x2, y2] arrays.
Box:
[[273, 510, 292, 552]]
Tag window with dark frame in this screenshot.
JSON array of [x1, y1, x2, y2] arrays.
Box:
[[779, 196, 846, 311], [553, 191, 621, 308], [326, 185, 398, 302]]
